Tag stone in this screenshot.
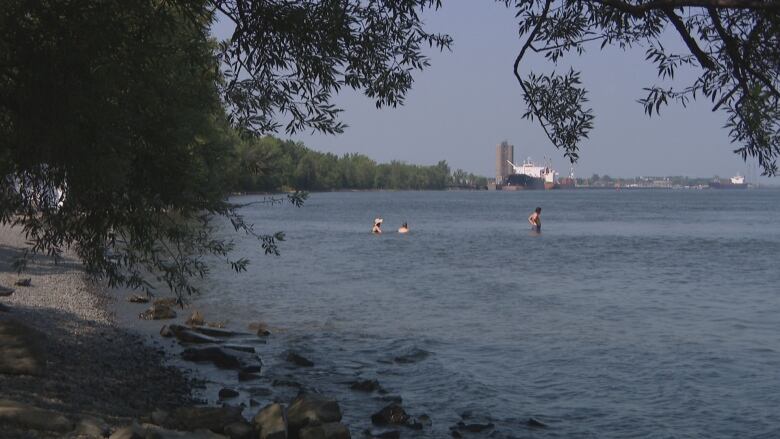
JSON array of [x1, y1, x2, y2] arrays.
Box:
[[370, 404, 409, 426], [128, 294, 149, 303], [139, 305, 177, 320], [181, 347, 259, 369], [527, 417, 547, 428], [143, 423, 229, 438], [164, 406, 244, 433], [151, 409, 170, 425], [0, 399, 73, 432], [0, 286, 14, 297], [160, 325, 173, 337], [286, 352, 314, 367], [14, 278, 31, 287], [252, 403, 287, 439], [349, 379, 381, 393], [186, 310, 205, 326], [363, 430, 399, 439], [109, 422, 145, 439], [287, 394, 342, 433], [168, 324, 221, 344], [249, 322, 271, 336], [224, 421, 253, 439], [238, 371, 261, 381], [74, 416, 110, 438], [208, 321, 227, 328], [223, 344, 256, 353], [299, 422, 351, 439], [190, 326, 245, 338], [219, 388, 239, 399], [0, 319, 46, 376], [154, 297, 179, 307], [249, 399, 260, 407]]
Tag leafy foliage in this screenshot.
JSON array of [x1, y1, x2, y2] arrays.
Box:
[[505, 0, 780, 175]]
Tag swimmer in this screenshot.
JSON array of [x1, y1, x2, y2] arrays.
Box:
[[372, 217, 383, 234], [398, 222, 409, 234], [528, 207, 541, 232]]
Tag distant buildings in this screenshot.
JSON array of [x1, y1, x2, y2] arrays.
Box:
[[495, 141, 514, 185]]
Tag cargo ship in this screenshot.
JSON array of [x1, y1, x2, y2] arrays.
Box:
[[504, 158, 558, 190], [708, 174, 748, 189]]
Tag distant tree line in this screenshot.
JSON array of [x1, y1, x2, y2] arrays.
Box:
[[231, 136, 488, 192]]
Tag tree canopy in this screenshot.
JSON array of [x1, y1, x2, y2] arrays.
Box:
[[506, 0, 780, 174]]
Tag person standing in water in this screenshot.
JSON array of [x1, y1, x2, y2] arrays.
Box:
[[528, 207, 542, 232], [372, 218, 383, 234], [398, 222, 409, 234]]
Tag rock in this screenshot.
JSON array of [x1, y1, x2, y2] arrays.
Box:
[[164, 406, 244, 433], [208, 321, 227, 328], [181, 346, 259, 369], [249, 399, 260, 407], [190, 326, 245, 338], [0, 399, 73, 432], [286, 352, 314, 367], [151, 409, 170, 425], [249, 322, 271, 336], [14, 278, 31, 287], [223, 344, 256, 354], [0, 286, 14, 297], [527, 417, 547, 428], [186, 310, 205, 326], [219, 388, 239, 399], [252, 403, 287, 439], [363, 430, 399, 439], [139, 305, 177, 320], [287, 394, 342, 434], [109, 421, 145, 439], [168, 324, 221, 344], [0, 319, 46, 375], [74, 416, 110, 438], [370, 404, 409, 426], [349, 379, 381, 393], [143, 423, 229, 438], [239, 371, 261, 381], [128, 294, 149, 303], [299, 422, 351, 439], [224, 421, 253, 439], [154, 297, 179, 307], [241, 365, 262, 374], [160, 325, 173, 337]]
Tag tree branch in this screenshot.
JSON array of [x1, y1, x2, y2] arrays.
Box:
[[663, 8, 715, 69], [588, 0, 780, 18]]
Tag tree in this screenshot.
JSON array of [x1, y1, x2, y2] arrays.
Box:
[[1, 0, 450, 300], [506, 0, 780, 175]]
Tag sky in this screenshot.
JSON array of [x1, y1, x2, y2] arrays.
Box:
[[213, 1, 769, 181]]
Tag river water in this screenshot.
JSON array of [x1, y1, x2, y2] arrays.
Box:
[[188, 189, 780, 438]]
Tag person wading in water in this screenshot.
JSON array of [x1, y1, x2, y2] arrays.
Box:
[[528, 207, 542, 232]]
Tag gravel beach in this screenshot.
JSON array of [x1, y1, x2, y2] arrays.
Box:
[[0, 225, 195, 438]]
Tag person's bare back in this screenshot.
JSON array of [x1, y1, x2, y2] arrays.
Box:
[[528, 207, 542, 232]]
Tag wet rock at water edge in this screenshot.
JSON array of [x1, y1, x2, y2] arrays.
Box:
[[74, 416, 110, 438], [14, 278, 31, 287], [182, 346, 260, 370], [225, 420, 254, 439], [160, 325, 173, 337], [249, 321, 271, 336], [139, 304, 177, 320], [168, 324, 221, 344], [128, 294, 149, 303], [239, 371, 262, 381], [527, 417, 547, 428], [154, 297, 179, 307], [364, 429, 400, 439], [286, 352, 314, 367], [370, 403, 411, 426], [224, 344, 257, 353], [349, 379, 383, 393], [252, 403, 287, 439], [287, 393, 343, 434], [163, 405, 244, 433], [0, 286, 14, 296], [219, 388, 239, 399], [299, 422, 351, 439], [191, 326, 247, 338], [187, 310, 205, 326]]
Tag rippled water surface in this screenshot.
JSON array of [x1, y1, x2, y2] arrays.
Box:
[[194, 189, 780, 438]]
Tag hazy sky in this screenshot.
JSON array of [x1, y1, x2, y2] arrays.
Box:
[[214, 1, 768, 181]]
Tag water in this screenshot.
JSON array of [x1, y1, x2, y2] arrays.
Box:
[[191, 189, 780, 438]]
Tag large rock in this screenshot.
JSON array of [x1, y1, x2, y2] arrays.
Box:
[[163, 406, 244, 433], [139, 305, 177, 320], [0, 319, 46, 375], [370, 404, 409, 426], [224, 421, 253, 439], [298, 422, 351, 439], [287, 394, 342, 434], [186, 310, 205, 326], [181, 346, 260, 370], [74, 416, 110, 438], [0, 399, 73, 432], [109, 421, 145, 439], [168, 324, 221, 344], [252, 403, 287, 439], [128, 294, 149, 303]]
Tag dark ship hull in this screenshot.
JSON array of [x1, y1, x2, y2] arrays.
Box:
[[504, 174, 545, 190], [709, 182, 747, 189]]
